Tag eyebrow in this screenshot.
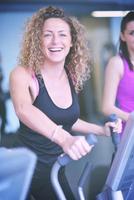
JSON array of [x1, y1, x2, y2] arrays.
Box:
[[126, 29, 134, 33], [44, 30, 68, 33]]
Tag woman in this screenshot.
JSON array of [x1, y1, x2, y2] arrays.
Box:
[[102, 11, 134, 135], [10, 6, 121, 200]]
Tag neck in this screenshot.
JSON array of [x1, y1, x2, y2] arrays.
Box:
[[128, 49, 134, 63], [41, 61, 66, 79]]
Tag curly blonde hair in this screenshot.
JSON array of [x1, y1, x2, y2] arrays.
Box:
[[18, 6, 92, 93]]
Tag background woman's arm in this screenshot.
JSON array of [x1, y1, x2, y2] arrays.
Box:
[[102, 56, 129, 122]]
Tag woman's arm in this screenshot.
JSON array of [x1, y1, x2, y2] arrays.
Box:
[[9, 66, 92, 160], [102, 56, 129, 122], [71, 118, 122, 136], [71, 118, 104, 135], [10, 67, 70, 144]]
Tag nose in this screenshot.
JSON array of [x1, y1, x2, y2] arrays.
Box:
[[52, 34, 60, 44]]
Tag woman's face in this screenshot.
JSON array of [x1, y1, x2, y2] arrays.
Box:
[[42, 18, 72, 64], [121, 21, 134, 52]]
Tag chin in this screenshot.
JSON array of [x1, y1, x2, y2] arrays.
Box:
[[49, 57, 65, 63]]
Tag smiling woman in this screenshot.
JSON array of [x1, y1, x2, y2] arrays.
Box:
[[42, 17, 72, 69], [9, 6, 122, 200]]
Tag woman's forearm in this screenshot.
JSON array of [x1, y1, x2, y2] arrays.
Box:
[[71, 118, 104, 135], [102, 105, 129, 122], [15, 103, 72, 146]]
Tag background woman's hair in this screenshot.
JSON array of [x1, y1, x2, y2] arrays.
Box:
[[119, 11, 134, 70]]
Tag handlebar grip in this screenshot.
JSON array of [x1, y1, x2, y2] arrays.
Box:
[[108, 114, 120, 148], [57, 133, 98, 166]]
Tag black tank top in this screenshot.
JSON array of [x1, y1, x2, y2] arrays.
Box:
[[17, 73, 80, 165]]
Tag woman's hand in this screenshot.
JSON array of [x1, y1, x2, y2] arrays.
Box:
[[104, 118, 122, 136], [62, 135, 93, 160]]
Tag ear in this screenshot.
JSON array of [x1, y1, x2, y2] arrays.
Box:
[[120, 32, 126, 42]]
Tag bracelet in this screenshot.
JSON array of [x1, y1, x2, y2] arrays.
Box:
[[51, 125, 62, 142]]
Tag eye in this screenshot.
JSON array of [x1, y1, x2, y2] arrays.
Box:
[[60, 33, 67, 37], [129, 30, 134, 36], [44, 33, 52, 37]]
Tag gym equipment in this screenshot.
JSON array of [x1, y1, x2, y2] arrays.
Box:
[[0, 147, 37, 200], [108, 114, 121, 151], [51, 133, 98, 200], [97, 112, 134, 200]]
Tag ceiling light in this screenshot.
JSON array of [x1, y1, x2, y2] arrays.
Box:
[[91, 11, 129, 17]]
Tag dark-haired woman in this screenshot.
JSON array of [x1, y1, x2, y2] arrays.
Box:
[[102, 11, 134, 135]]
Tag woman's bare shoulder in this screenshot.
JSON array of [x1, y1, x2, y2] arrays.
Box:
[[11, 65, 29, 74], [106, 55, 124, 75], [10, 66, 30, 80], [108, 55, 123, 65]]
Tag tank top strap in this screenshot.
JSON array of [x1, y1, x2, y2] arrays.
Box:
[[27, 68, 40, 96], [34, 74, 45, 90]]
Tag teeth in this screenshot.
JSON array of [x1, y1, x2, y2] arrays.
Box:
[[49, 48, 63, 52]]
